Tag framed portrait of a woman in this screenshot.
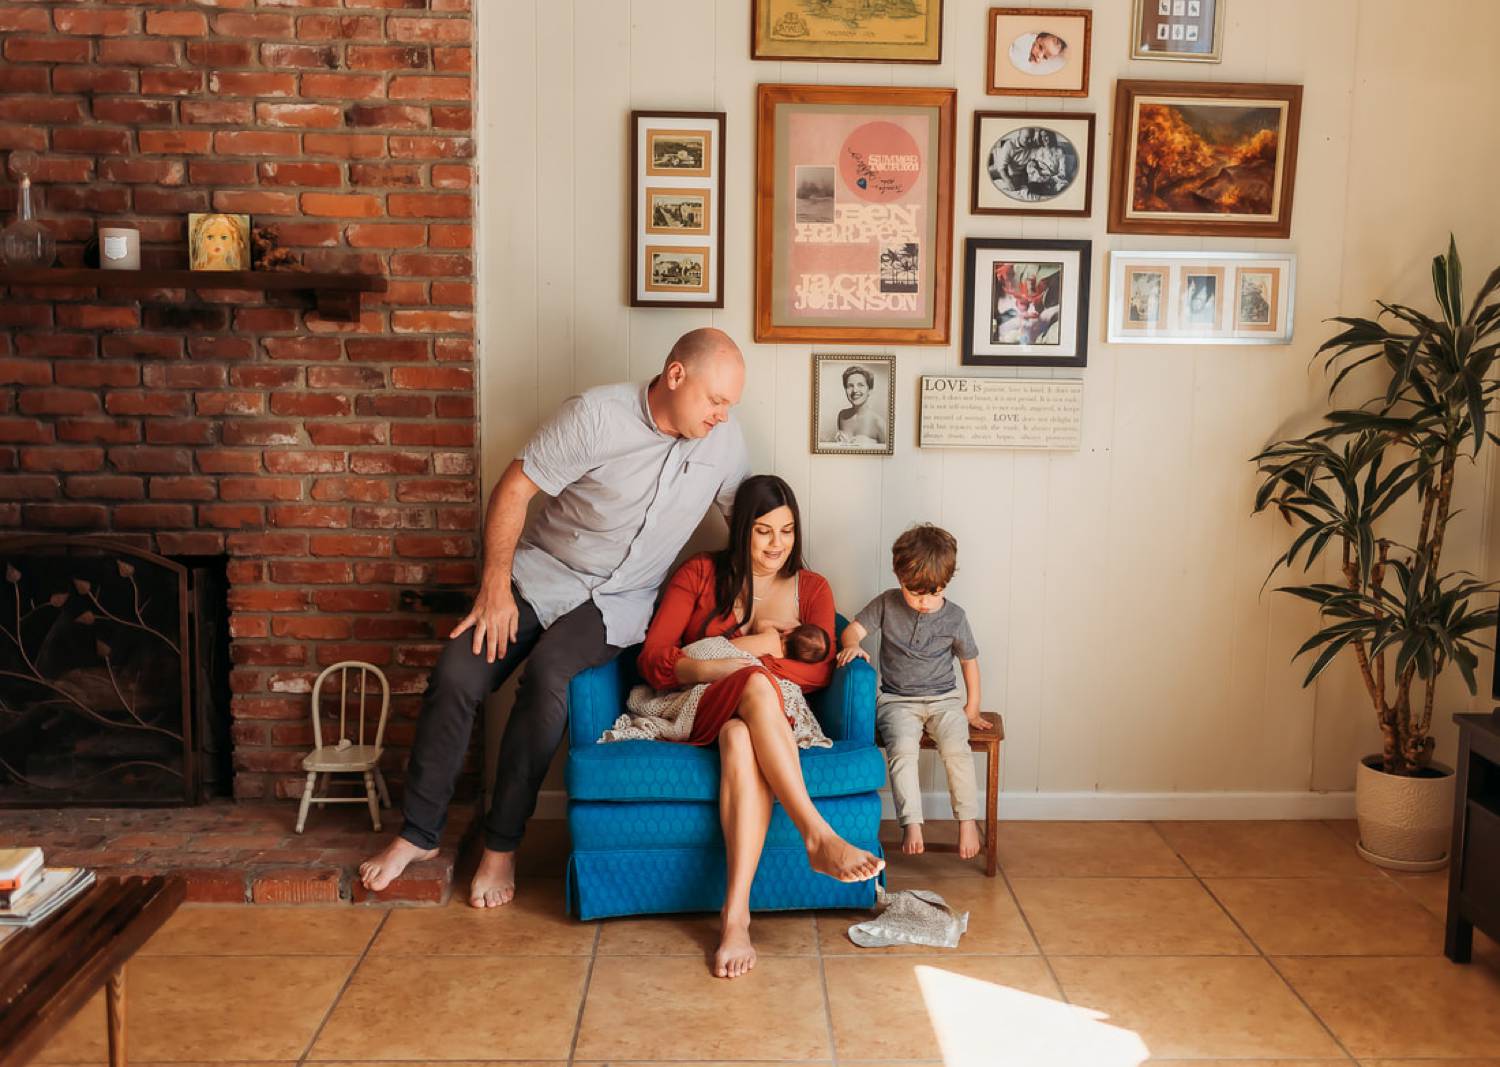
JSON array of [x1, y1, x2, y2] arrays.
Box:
[[811, 354, 895, 456]]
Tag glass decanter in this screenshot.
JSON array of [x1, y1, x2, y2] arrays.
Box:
[[1, 150, 57, 269]]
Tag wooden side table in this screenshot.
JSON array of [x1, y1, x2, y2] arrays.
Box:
[[1445, 712, 1500, 963], [0, 875, 185, 1067], [918, 711, 1004, 876]]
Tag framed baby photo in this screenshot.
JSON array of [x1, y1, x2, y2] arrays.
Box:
[[962, 237, 1091, 368], [811, 354, 895, 456], [755, 83, 956, 345], [1107, 80, 1303, 238], [986, 7, 1091, 97], [751, 0, 944, 63], [631, 110, 726, 307], [972, 110, 1095, 217], [1132, 0, 1224, 62], [1106, 250, 1296, 344], [188, 212, 250, 271]]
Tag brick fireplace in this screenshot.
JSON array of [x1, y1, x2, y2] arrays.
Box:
[[0, 1, 481, 807]]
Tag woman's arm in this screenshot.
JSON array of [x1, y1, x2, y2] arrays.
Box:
[[761, 572, 836, 692], [637, 556, 749, 689]]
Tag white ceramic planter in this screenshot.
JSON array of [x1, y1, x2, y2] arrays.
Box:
[[1354, 755, 1455, 871]]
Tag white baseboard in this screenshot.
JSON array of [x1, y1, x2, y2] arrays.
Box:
[[532, 788, 1355, 821]]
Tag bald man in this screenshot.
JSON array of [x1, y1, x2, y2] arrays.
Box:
[[360, 329, 750, 906]]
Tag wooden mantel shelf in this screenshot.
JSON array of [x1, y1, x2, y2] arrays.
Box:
[[0, 268, 387, 323]]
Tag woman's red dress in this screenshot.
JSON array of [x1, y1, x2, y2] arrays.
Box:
[[636, 554, 835, 744]]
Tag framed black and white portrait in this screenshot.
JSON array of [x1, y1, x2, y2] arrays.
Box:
[[811, 354, 895, 456], [972, 110, 1095, 217], [631, 110, 725, 307]]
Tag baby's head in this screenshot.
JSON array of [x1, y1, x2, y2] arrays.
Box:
[[783, 622, 830, 664], [893, 523, 958, 614]]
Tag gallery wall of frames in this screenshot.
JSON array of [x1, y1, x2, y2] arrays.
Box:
[[479, 0, 1500, 797]]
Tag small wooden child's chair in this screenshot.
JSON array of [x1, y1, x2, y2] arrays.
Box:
[[295, 660, 392, 833]]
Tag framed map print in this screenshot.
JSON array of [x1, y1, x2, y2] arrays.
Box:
[[755, 84, 956, 344], [1106, 250, 1296, 344], [1107, 80, 1302, 238], [752, 0, 943, 63], [631, 110, 726, 307]]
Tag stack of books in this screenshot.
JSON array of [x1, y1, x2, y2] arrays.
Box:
[[0, 848, 95, 930]]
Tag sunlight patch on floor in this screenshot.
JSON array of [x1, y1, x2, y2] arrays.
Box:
[[916, 964, 1150, 1067]]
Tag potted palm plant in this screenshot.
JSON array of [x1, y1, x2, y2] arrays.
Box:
[[1253, 238, 1500, 870]]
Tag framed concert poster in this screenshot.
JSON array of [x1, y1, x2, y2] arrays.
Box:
[[752, 0, 943, 63], [986, 7, 1092, 97], [755, 84, 956, 345], [1107, 80, 1302, 238], [1106, 250, 1296, 345], [1131, 0, 1224, 62], [962, 237, 1091, 368], [630, 110, 726, 307], [972, 110, 1095, 217]]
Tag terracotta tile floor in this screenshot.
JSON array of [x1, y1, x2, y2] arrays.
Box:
[[32, 819, 1500, 1066]]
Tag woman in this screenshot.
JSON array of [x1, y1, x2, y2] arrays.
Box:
[[636, 475, 885, 979]]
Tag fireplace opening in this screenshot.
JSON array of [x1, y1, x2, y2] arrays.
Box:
[[0, 535, 232, 807]]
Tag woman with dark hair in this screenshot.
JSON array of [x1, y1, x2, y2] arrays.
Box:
[[635, 474, 884, 978]]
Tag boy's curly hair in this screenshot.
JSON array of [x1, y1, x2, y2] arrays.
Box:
[[891, 524, 957, 594]]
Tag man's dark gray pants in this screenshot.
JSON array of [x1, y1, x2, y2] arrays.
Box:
[[398, 584, 621, 853]]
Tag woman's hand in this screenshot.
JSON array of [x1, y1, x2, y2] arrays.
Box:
[[835, 646, 870, 667], [732, 630, 784, 659]]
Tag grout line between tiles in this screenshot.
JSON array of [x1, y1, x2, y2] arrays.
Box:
[[813, 913, 839, 1066], [294, 907, 392, 1067], [564, 921, 603, 1067], [998, 865, 1068, 1003]]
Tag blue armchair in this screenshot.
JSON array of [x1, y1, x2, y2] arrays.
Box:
[[563, 628, 887, 920]]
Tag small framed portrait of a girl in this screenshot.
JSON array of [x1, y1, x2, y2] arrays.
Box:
[[188, 212, 250, 271], [811, 354, 895, 456]]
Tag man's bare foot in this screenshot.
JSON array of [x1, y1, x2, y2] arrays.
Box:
[[358, 836, 438, 892], [901, 824, 925, 855], [805, 831, 884, 882], [469, 847, 517, 908], [957, 819, 982, 860], [713, 912, 757, 979]]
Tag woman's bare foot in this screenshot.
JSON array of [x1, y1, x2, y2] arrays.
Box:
[[957, 819, 981, 860], [713, 912, 757, 979], [805, 832, 884, 882], [469, 847, 517, 908], [901, 824, 925, 855], [358, 837, 438, 892]]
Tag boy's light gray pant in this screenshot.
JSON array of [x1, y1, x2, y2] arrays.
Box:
[[876, 690, 980, 826]]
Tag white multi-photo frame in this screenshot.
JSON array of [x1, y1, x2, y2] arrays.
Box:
[[1107, 251, 1295, 345], [631, 111, 725, 307]]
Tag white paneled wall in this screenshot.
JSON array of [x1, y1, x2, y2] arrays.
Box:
[[477, 0, 1500, 815]]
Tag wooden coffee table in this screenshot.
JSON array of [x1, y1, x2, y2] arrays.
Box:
[[0, 876, 185, 1067]]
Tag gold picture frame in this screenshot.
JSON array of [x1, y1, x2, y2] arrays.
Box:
[[752, 0, 943, 63]]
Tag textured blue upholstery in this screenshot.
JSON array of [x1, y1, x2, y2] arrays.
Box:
[[564, 614, 885, 920]]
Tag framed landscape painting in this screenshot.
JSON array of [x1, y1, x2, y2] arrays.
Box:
[[962, 237, 1091, 368], [1108, 80, 1302, 238], [987, 7, 1092, 97], [1106, 250, 1296, 344], [752, 0, 943, 63], [1131, 0, 1223, 62], [972, 110, 1094, 217], [755, 84, 956, 345], [631, 111, 726, 307]]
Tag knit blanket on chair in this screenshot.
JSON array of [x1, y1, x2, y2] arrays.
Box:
[[599, 636, 832, 749]]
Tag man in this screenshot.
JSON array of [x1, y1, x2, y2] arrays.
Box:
[[359, 328, 750, 906]]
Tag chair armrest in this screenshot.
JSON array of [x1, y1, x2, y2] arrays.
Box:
[[809, 657, 876, 744], [567, 653, 627, 749]]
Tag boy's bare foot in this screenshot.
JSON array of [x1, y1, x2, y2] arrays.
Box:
[[957, 819, 981, 860], [901, 824, 925, 855], [358, 837, 438, 892], [805, 832, 884, 882], [469, 847, 517, 908], [713, 912, 757, 979]]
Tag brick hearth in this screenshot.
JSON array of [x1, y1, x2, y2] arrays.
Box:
[[0, 2, 481, 804]]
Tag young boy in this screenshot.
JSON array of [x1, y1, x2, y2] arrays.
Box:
[[837, 524, 991, 857]]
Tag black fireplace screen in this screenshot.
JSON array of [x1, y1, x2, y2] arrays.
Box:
[[0, 536, 196, 806]]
